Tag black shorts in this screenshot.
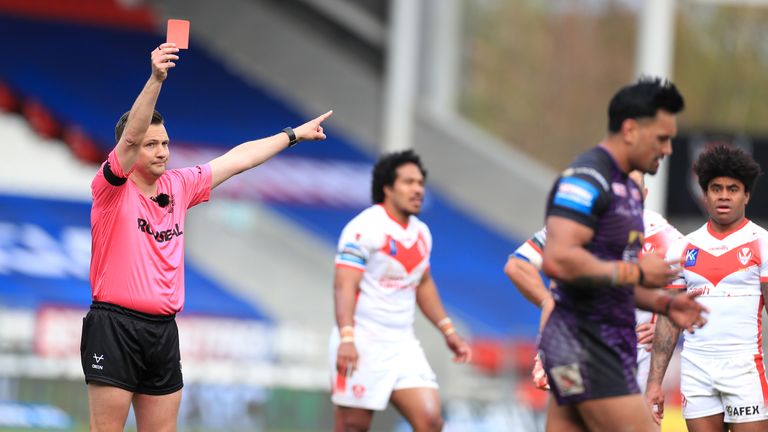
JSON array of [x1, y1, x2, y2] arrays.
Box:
[[539, 308, 639, 405], [80, 302, 183, 395]]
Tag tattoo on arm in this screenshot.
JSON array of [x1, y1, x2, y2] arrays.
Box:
[[647, 314, 681, 385]]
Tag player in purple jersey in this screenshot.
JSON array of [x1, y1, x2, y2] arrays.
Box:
[[540, 77, 708, 431]]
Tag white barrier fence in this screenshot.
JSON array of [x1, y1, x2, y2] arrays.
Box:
[[0, 306, 330, 390]]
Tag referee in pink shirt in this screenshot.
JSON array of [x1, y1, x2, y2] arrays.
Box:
[[82, 42, 332, 432]]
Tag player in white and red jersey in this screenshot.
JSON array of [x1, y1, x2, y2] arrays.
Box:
[[645, 143, 768, 431], [505, 226, 552, 332], [331, 150, 471, 432], [505, 172, 683, 395], [82, 43, 332, 431], [635, 197, 683, 395]]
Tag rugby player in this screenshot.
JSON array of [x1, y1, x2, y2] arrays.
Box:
[[646, 143, 768, 431], [330, 150, 472, 432]]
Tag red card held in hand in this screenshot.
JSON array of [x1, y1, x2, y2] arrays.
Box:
[[167, 19, 190, 49]]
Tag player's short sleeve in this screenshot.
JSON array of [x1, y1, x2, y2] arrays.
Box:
[[759, 236, 768, 283], [668, 226, 684, 245], [512, 227, 547, 270], [664, 238, 688, 290], [546, 173, 610, 229], [335, 216, 381, 271], [175, 164, 212, 209]]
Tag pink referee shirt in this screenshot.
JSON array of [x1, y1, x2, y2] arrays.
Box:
[[89, 150, 211, 315]]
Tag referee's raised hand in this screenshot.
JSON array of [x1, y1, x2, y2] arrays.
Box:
[[151, 43, 180, 82]]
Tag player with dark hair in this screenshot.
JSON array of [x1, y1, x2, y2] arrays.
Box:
[[506, 171, 683, 398], [330, 149, 471, 432], [646, 143, 767, 432], [370, 150, 428, 204], [539, 77, 708, 431], [82, 43, 332, 431]]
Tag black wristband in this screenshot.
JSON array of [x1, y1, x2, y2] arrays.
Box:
[[637, 265, 645, 286], [282, 127, 298, 147]]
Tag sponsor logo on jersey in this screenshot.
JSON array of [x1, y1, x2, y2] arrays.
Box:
[[726, 404, 760, 417], [611, 182, 627, 197], [737, 247, 753, 266], [684, 248, 699, 267], [379, 276, 412, 290], [549, 363, 585, 396], [553, 177, 599, 216], [137, 218, 183, 243], [688, 286, 710, 296]]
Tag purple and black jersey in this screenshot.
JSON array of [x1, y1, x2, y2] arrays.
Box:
[[545, 146, 644, 326], [539, 146, 645, 404]]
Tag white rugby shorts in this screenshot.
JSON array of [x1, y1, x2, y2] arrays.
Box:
[[681, 350, 768, 423], [328, 331, 438, 410]]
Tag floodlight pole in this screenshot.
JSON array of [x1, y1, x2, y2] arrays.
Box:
[[424, 0, 461, 117], [635, 0, 676, 215], [382, 0, 422, 153]]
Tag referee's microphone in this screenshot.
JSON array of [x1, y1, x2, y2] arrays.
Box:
[[151, 193, 170, 208]]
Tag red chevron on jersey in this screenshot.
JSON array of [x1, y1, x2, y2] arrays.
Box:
[[684, 239, 760, 287], [334, 205, 433, 340], [380, 232, 428, 274], [664, 219, 768, 356]]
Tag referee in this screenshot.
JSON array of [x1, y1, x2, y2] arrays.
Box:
[[82, 42, 332, 431]]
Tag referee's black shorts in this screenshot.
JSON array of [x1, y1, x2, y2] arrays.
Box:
[[80, 301, 183, 395]]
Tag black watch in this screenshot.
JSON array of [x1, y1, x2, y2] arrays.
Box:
[[282, 127, 298, 147]]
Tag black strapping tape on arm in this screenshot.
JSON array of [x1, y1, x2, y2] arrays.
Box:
[[104, 162, 128, 186]]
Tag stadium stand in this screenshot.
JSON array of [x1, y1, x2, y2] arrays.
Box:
[[0, 11, 537, 338], [0, 3, 559, 428]]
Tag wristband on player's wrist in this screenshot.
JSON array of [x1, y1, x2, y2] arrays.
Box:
[[339, 325, 354, 343], [437, 317, 456, 336], [611, 261, 642, 286]]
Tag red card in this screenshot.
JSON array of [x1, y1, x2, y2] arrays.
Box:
[[166, 19, 190, 49]]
